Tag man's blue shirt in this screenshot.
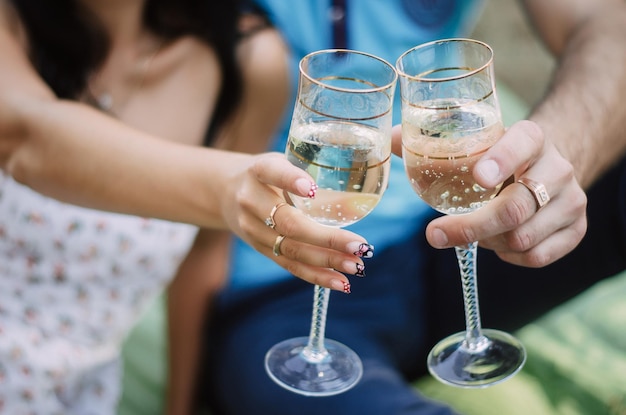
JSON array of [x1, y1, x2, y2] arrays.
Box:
[[229, 0, 485, 290]]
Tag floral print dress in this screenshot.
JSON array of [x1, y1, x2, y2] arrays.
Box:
[[0, 172, 198, 414]]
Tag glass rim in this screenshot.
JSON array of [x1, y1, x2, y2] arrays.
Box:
[[299, 48, 398, 93], [395, 38, 494, 83]]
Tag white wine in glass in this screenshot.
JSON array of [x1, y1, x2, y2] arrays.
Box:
[[397, 38, 526, 388], [287, 121, 389, 226], [264, 49, 397, 396]]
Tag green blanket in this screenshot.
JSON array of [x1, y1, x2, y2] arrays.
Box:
[[418, 269, 626, 415], [119, 294, 168, 415]]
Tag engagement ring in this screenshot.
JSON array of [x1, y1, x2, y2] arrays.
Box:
[[265, 202, 288, 229]]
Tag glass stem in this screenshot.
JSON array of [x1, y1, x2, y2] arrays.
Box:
[[302, 284, 330, 363], [455, 242, 489, 351]]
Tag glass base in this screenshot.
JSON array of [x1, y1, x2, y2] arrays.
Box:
[[427, 329, 526, 388], [264, 336, 363, 397]]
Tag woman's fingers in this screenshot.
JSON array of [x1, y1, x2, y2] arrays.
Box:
[[266, 199, 370, 252], [238, 152, 374, 292], [250, 152, 318, 198], [269, 257, 355, 293], [264, 226, 370, 279], [253, 203, 373, 292]]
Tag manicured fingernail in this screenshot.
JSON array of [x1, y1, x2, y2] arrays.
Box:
[[331, 279, 351, 294], [295, 179, 317, 198], [431, 227, 448, 248], [476, 159, 500, 186], [342, 260, 365, 277], [355, 263, 365, 277], [348, 242, 374, 258]]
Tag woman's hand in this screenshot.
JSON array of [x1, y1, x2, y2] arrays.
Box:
[[219, 151, 372, 293], [392, 121, 588, 267]]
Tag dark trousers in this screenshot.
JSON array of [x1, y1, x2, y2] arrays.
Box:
[[201, 240, 459, 415], [200, 158, 626, 415]]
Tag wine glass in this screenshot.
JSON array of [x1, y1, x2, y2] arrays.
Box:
[[264, 49, 397, 396], [396, 38, 526, 388]]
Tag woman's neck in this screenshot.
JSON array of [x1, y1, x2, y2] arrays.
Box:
[[78, 0, 147, 49], [77, 0, 164, 117]]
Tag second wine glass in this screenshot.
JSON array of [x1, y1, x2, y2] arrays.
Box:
[[264, 49, 397, 396], [396, 38, 526, 388]]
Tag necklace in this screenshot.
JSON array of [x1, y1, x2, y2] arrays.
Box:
[[85, 40, 164, 116]]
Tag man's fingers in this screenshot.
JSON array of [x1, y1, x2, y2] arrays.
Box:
[[495, 215, 587, 267], [475, 120, 544, 188], [425, 183, 539, 248], [391, 124, 403, 157]]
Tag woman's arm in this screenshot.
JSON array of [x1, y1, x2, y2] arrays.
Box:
[[0, 4, 370, 288], [0, 6, 228, 227]]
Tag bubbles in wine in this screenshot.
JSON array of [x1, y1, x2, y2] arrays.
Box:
[[402, 99, 504, 215], [286, 121, 390, 226]]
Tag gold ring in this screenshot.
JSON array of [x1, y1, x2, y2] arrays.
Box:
[[264, 202, 288, 230], [517, 177, 550, 210], [273, 235, 286, 257]]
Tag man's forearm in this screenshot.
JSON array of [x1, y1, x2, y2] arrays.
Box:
[[529, 5, 626, 189]]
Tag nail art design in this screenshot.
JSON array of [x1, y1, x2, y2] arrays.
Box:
[[355, 263, 365, 278], [308, 182, 318, 198], [354, 264, 365, 277], [353, 243, 374, 258], [342, 281, 351, 294]]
